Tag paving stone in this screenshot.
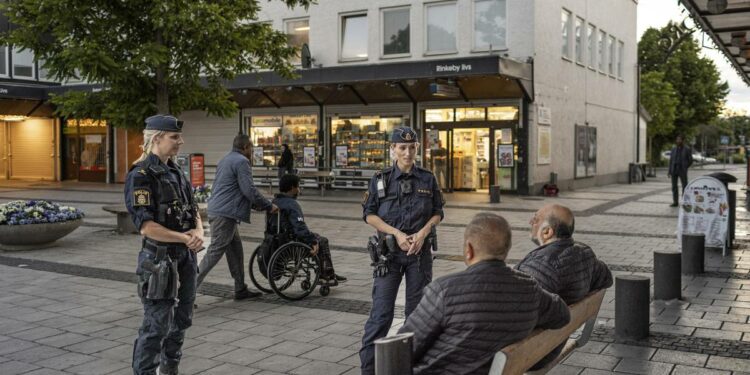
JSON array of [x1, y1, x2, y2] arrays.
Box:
[[613, 358, 673, 375], [277, 328, 329, 343], [195, 329, 248, 344], [548, 364, 584, 375], [35, 332, 90, 348], [601, 344, 656, 359], [92, 344, 133, 361], [675, 317, 722, 329], [65, 337, 122, 354], [720, 322, 750, 333], [88, 326, 135, 341], [0, 338, 37, 355], [301, 346, 357, 363], [175, 356, 222, 374], [575, 341, 609, 354], [706, 356, 750, 372], [252, 354, 311, 373], [213, 348, 273, 366], [651, 349, 708, 367], [649, 323, 695, 336], [35, 352, 98, 370], [289, 360, 352, 375], [671, 365, 730, 375], [184, 342, 237, 359], [61, 321, 113, 335], [202, 363, 261, 374], [8, 326, 63, 341], [233, 335, 283, 350], [264, 340, 319, 356], [563, 352, 621, 371], [22, 368, 71, 375], [693, 328, 743, 341], [0, 360, 40, 375], [4, 345, 67, 363]]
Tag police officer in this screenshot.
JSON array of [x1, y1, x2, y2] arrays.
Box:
[[359, 126, 444, 375], [126, 114, 204, 375]]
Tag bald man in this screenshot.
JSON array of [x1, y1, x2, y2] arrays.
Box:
[[398, 213, 570, 375], [516, 204, 612, 369]]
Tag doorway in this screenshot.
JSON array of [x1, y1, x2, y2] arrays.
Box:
[[425, 127, 491, 191]]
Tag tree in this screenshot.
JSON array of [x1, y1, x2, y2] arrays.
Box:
[[640, 71, 678, 163], [0, 0, 314, 128]]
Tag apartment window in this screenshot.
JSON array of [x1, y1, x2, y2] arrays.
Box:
[[426, 2, 457, 54], [618, 40, 625, 79], [574, 17, 584, 64], [597, 30, 606, 72], [285, 18, 309, 65], [473, 0, 506, 51], [561, 9, 571, 59], [587, 24, 596, 69], [0, 46, 6, 77], [341, 13, 368, 60], [608, 35, 615, 75], [382, 7, 410, 57], [12, 47, 34, 79]]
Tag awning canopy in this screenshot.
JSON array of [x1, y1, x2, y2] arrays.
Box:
[[681, 0, 750, 86], [0, 83, 56, 117]]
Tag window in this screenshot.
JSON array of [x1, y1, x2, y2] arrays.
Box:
[[341, 13, 368, 60], [12, 47, 34, 79], [0, 46, 7, 77], [285, 18, 309, 65], [618, 40, 625, 79], [575, 125, 597, 178], [587, 24, 596, 69], [38, 59, 52, 81], [608, 35, 615, 75], [426, 2, 457, 54], [574, 17, 584, 63], [382, 7, 410, 56], [597, 30, 606, 72], [561, 9, 571, 58], [474, 0, 506, 51]]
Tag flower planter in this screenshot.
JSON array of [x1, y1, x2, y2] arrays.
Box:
[[0, 218, 83, 251]]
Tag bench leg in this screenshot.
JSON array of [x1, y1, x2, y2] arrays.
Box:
[[576, 316, 597, 348]]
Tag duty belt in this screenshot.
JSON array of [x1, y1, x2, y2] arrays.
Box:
[[142, 239, 186, 257]]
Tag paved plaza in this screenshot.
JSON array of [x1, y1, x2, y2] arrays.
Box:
[[0, 166, 749, 374]]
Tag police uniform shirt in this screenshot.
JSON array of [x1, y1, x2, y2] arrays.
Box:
[[125, 153, 194, 232], [362, 165, 444, 234]]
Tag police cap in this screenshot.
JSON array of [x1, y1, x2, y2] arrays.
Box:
[[145, 114, 183, 132], [390, 127, 418, 143]]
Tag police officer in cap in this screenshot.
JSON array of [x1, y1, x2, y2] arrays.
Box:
[[359, 126, 444, 374], [126, 114, 204, 375]]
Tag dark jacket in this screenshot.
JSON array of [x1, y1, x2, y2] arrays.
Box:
[[515, 238, 613, 305], [668, 145, 693, 176], [207, 149, 272, 223], [398, 260, 570, 375], [278, 148, 294, 171], [268, 193, 317, 245]]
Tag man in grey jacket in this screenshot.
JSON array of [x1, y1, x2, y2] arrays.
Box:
[[398, 213, 570, 375], [668, 135, 693, 207], [197, 134, 278, 300]]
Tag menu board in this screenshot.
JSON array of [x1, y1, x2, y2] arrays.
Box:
[[677, 176, 729, 254]]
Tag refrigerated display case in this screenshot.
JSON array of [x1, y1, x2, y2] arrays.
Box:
[[330, 117, 405, 170], [281, 115, 318, 168]]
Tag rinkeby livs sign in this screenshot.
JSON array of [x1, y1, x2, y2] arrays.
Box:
[[677, 176, 730, 255]]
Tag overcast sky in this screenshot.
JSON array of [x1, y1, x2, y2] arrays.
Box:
[[637, 0, 750, 115]]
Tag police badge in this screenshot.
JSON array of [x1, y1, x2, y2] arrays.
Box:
[[134, 189, 151, 206]]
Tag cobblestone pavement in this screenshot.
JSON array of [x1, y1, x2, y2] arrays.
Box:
[[0, 165, 749, 374]]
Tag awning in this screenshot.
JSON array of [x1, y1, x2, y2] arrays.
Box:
[[681, 0, 750, 86], [0, 83, 56, 117]]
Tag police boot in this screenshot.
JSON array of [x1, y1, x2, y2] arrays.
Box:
[[159, 366, 178, 375]]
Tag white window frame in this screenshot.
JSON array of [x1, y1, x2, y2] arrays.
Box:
[[380, 6, 411, 59], [561, 9, 572, 60], [12, 47, 35, 80], [339, 11, 369, 62], [587, 23, 596, 70], [424, 1, 458, 56], [471, 0, 508, 52], [618, 40, 625, 80], [284, 17, 310, 66], [607, 35, 616, 77], [0, 46, 8, 78], [597, 29, 606, 73], [574, 16, 584, 65]]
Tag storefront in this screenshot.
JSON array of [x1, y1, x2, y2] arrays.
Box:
[[62, 118, 108, 182], [246, 113, 320, 169], [422, 104, 520, 192], [0, 116, 58, 180]]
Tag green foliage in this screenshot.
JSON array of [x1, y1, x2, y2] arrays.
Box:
[[0, 0, 315, 128], [641, 71, 678, 163]]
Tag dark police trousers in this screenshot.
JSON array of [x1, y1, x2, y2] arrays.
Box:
[[359, 249, 433, 375], [132, 247, 197, 375]]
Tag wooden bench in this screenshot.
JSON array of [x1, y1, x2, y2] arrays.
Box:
[[489, 289, 607, 375]]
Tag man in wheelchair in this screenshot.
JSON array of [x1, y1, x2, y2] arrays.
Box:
[[266, 174, 347, 285]]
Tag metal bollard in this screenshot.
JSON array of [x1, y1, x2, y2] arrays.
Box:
[[682, 233, 705, 275], [375, 333, 414, 375], [653, 251, 681, 300], [728, 189, 736, 249], [615, 275, 650, 340]]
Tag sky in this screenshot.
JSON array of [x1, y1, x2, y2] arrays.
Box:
[[637, 0, 750, 116]]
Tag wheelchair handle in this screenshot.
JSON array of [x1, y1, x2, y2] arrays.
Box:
[[276, 211, 280, 235]]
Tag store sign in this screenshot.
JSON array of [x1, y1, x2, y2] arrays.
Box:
[[284, 115, 317, 127], [538, 106, 552, 125], [251, 116, 283, 127], [434, 63, 472, 73], [677, 176, 730, 254]]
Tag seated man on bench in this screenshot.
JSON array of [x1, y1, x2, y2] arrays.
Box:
[[516, 204, 613, 369], [268, 174, 346, 284], [398, 213, 570, 375]]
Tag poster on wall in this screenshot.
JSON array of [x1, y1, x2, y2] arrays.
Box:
[[677, 176, 730, 255], [335, 145, 348, 167], [303, 147, 316, 167], [497, 145, 514, 167], [252, 147, 264, 166], [537, 126, 551, 165]]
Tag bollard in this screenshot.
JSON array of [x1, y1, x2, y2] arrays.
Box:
[[489, 185, 501, 203], [728, 189, 736, 249], [682, 233, 705, 275], [615, 275, 650, 340], [375, 333, 414, 375], [653, 251, 681, 300]]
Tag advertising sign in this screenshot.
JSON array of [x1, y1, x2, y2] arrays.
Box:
[[335, 145, 348, 167], [252, 147, 264, 166], [497, 145, 514, 167], [303, 147, 316, 167], [677, 176, 730, 255], [189, 153, 205, 187]]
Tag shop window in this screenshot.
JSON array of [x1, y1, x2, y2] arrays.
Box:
[[382, 7, 410, 57], [587, 23, 596, 69], [487, 106, 518, 121], [281, 115, 318, 168], [455, 108, 485, 121], [618, 40, 624, 79], [561, 9, 571, 59], [12, 47, 34, 79], [64, 119, 108, 181], [331, 117, 405, 169], [574, 16, 584, 64], [0, 46, 7, 76], [341, 13, 368, 60], [426, 2, 457, 54], [575, 125, 597, 178], [285, 18, 309, 65], [249, 116, 283, 167], [608, 35, 616, 76], [425, 108, 454, 122], [598, 30, 606, 72], [473, 0, 506, 51]]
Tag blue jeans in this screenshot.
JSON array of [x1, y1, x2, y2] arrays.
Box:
[[359, 250, 433, 375], [132, 248, 197, 375]]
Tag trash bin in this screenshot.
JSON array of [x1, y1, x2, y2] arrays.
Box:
[[707, 172, 737, 249], [706, 172, 737, 189], [489, 185, 501, 203]]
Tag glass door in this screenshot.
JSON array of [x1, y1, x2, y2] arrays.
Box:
[[424, 128, 451, 190], [494, 128, 516, 190], [452, 128, 489, 191]]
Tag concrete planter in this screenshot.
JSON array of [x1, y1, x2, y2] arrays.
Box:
[[0, 219, 83, 251]]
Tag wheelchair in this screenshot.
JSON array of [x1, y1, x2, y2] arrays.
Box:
[[248, 213, 330, 301]]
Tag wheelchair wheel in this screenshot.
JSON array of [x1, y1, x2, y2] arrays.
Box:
[[267, 242, 320, 301], [319, 285, 330, 296], [248, 246, 273, 294]]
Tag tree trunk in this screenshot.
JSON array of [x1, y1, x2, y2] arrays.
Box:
[[155, 30, 169, 114]]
